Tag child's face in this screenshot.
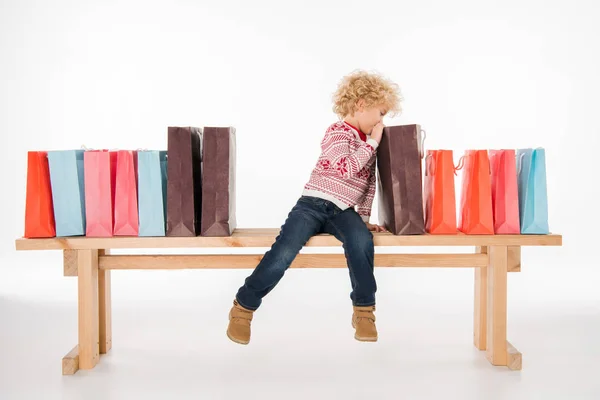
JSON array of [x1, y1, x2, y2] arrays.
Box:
[[353, 100, 387, 134]]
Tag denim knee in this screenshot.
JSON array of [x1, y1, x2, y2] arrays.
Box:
[[345, 230, 374, 254]]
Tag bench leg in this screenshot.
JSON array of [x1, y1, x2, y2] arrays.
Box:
[[77, 249, 100, 370], [486, 245, 508, 367], [474, 246, 488, 350], [99, 249, 112, 354]]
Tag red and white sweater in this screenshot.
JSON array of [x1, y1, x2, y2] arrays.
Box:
[[303, 121, 379, 223]]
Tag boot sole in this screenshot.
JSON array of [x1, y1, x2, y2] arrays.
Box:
[[352, 321, 378, 342], [227, 329, 250, 345]]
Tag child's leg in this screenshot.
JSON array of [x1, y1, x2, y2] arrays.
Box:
[[235, 197, 327, 310], [323, 208, 376, 306]]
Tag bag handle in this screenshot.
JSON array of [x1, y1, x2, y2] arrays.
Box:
[[517, 152, 526, 175], [454, 154, 466, 176], [81, 146, 119, 152], [424, 153, 435, 176], [419, 129, 427, 159]]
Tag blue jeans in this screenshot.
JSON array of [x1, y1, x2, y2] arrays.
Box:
[[235, 195, 376, 310]]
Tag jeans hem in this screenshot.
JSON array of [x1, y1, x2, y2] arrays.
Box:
[[235, 296, 258, 311], [353, 301, 376, 307]]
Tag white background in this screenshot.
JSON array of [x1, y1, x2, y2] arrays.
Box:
[[1, 0, 599, 399]]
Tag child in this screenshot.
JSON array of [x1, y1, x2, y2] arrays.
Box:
[[227, 70, 402, 344]]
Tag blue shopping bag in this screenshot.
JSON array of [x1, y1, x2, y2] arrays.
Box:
[[137, 151, 168, 236], [47, 150, 86, 236], [516, 148, 549, 234]]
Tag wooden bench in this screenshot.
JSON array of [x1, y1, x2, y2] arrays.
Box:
[[15, 229, 562, 374]]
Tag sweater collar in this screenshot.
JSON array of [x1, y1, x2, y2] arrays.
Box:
[[342, 121, 367, 142]]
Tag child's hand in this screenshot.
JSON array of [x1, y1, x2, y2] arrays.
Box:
[[366, 222, 387, 232], [370, 122, 385, 143]]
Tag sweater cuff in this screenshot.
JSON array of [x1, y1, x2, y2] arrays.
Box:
[[366, 138, 379, 150]]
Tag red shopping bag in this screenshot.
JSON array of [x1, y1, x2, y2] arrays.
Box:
[[458, 150, 494, 235], [24, 151, 56, 238], [424, 150, 458, 234], [114, 150, 139, 236], [489, 149, 520, 234], [84, 150, 117, 237]]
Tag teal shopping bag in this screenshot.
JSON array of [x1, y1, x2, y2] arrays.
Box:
[[517, 148, 549, 234], [137, 151, 168, 236], [47, 150, 86, 236]]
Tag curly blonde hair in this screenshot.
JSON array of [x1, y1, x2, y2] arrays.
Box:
[[332, 70, 403, 118]]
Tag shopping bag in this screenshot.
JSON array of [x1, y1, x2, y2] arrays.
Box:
[[24, 151, 56, 238], [376, 124, 426, 235], [113, 150, 139, 236], [137, 151, 168, 237], [458, 150, 494, 234], [423, 149, 457, 234], [200, 126, 237, 236], [489, 149, 520, 234], [47, 150, 86, 236], [167, 127, 202, 236], [84, 150, 117, 237], [517, 148, 549, 234]]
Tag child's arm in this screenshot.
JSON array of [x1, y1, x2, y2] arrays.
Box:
[[355, 162, 377, 222], [320, 128, 378, 180]]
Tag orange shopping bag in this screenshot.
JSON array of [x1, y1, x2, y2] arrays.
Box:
[[458, 150, 494, 235], [489, 149, 520, 234], [24, 151, 56, 238], [84, 150, 117, 237], [423, 150, 457, 234], [113, 150, 139, 236]]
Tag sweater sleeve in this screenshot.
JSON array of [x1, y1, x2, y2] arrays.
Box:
[[355, 162, 377, 222], [320, 128, 379, 179]]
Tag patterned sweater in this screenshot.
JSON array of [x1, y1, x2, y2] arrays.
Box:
[[303, 121, 379, 222]]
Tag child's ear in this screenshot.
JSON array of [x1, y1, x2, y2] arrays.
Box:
[[356, 99, 365, 112]]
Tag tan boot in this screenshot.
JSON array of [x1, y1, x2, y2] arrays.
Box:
[[227, 299, 254, 345], [352, 305, 378, 342]]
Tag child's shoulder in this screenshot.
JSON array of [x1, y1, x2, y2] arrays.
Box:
[[325, 120, 352, 135]]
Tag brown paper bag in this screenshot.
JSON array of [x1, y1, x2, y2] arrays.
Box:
[[376, 124, 426, 235], [200, 126, 237, 236], [166, 126, 202, 236]]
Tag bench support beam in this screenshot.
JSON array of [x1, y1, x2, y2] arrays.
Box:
[[97, 253, 489, 270]]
